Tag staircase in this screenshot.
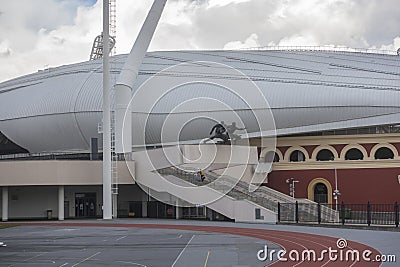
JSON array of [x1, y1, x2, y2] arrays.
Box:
[[132, 145, 338, 223], [158, 165, 338, 223]]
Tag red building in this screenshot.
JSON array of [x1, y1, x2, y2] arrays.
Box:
[[260, 131, 400, 204]]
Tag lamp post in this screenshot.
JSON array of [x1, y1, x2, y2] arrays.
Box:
[[333, 168, 341, 210], [286, 178, 299, 198]]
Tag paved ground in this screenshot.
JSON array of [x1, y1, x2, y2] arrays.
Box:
[[0, 225, 274, 267], [0, 219, 399, 267]]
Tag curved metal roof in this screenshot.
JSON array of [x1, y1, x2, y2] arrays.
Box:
[[0, 50, 399, 153]]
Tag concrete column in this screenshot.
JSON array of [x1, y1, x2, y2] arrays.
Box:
[[112, 194, 118, 218], [58, 186, 64, 221], [175, 199, 179, 220], [142, 201, 148, 218], [2, 187, 8, 222]]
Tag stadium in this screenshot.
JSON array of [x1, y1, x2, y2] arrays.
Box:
[[1, 47, 400, 222], [0, 0, 399, 224]]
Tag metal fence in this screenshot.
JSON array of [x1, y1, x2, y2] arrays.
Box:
[[278, 202, 399, 227]]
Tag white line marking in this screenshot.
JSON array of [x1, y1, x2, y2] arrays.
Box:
[[171, 235, 195, 267], [116, 236, 127, 241], [116, 261, 147, 266], [71, 251, 101, 267], [59, 263, 68, 267], [7, 252, 48, 267], [204, 251, 210, 267]]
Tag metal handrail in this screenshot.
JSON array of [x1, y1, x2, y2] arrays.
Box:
[[240, 45, 398, 56]]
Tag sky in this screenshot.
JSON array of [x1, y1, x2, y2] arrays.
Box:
[[0, 0, 399, 82]]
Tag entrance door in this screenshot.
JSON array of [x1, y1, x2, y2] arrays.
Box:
[[75, 193, 96, 218], [314, 183, 328, 203], [128, 202, 142, 217]]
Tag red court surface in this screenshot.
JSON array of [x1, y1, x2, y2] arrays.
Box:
[[1, 221, 382, 266]]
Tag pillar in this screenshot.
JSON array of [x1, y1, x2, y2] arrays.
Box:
[[58, 186, 64, 221], [112, 194, 118, 218], [175, 199, 179, 220], [2, 187, 8, 222]]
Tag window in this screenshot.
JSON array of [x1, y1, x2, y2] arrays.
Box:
[[314, 183, 328, 203], [316, 149, 334, 161], [374, 147, 394, 159], [290, 150, 305, 162], [345, 148, 364, 160], [265, 151, 280, 162]]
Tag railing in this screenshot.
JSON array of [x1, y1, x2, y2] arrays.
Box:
[[0, 152, 132, 161], [0, 152, 93, 161], [278, 201, 400, 227], [158, 166, 337, 221], [241, 45, 398, 56]]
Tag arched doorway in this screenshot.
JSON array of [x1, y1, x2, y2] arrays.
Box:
[[313, 183, 328, 203], [307, 178, 333, 204]]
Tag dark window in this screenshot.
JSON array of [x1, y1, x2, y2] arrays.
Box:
[[314, 183, 328, 203], [290, 150, 306, 162], [374, 147, 394, 159], [345, 148, 364, 160], [265, 151, 280, 162], [316, 149, 334, 161]]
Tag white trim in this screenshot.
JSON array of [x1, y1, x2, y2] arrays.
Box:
[[370, 143, 399, 160], [272, 159, 400, 171], [340, 144, 368, 160], [311, 145, 338, 161], [275, 133, 400, 147], [259, 148, 283, 163], [283, 146, 310, 162]]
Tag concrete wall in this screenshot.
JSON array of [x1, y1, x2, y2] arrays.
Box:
[[7, 186, 58, 219], [234, 200, 277, 223], [0, 160, 135, 186]]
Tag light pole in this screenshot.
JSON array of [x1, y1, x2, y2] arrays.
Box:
[[333, 168, 341, 210], [286, 178, 299, 198], [286, 178, 299, 221]]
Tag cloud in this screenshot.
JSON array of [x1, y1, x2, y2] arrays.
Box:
[[224, 33, 260, 49], [378, 36, 400, 52], [0, 0, 102, 82], [0, 0, 399, 82]]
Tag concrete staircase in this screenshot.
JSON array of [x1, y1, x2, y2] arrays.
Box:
[[159, 166, 338, 223], [131, 144, 338, 223], [131, 145, 277, 223]]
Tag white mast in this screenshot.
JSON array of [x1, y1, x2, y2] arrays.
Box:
[[102, 0, 112, 220]]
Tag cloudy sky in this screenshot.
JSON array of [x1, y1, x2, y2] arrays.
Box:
[[0, 0, 399, 82]]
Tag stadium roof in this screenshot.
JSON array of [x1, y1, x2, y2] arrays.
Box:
[[0, 49, 399, 153]]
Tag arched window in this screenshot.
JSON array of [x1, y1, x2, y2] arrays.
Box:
[[316, 149, 334, 161], [345, 148, 364, 160], [314, 183, 328, 203], [374, 147, 394, 159], [265, 151, 280, 162], [290, 150, 305, 162]]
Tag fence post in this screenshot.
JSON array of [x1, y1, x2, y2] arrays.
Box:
[[317, 203, 321, 224], [395, 202, 399, 228], [277, 202, 281, 223], [367, 201, 371, 226], [295, 201, 299, 224], [341, 202, 345, 225]]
